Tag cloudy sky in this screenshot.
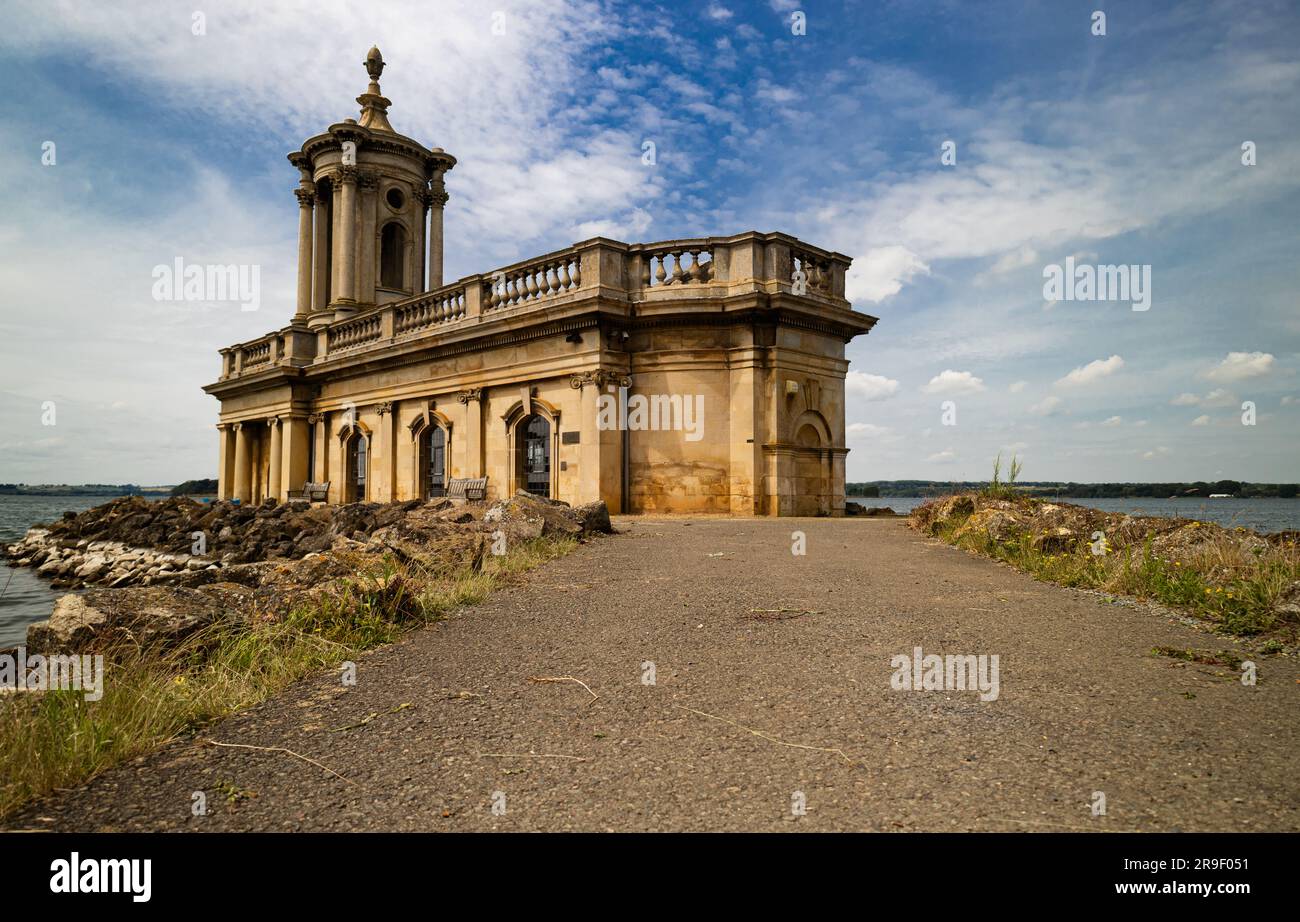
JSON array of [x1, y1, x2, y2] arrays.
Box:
[[0, 0, 1297, 485]]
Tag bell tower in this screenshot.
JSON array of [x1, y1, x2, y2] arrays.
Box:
[[287, 47, 457, 330]]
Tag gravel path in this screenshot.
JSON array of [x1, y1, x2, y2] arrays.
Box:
[[10, 517, 1298, 831]]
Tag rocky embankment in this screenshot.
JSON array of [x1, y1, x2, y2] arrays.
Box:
[[911, 493, 1300, 635], [3, 492, 611, 654], [911, 492, 1295, 558]]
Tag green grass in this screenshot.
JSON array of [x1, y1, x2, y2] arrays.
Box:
[[934, 516, 1297, 638], [981, 453, 1023, 500], [0, 535, 576, 821]]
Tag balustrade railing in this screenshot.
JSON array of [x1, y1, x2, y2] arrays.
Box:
[[637, 243, 714, 287], [224, 233, 850, 377], [327, 312, 382, 351], [483, 251, 582, 312], [241, 339, 271, 368], [395, 284, 466, 335]]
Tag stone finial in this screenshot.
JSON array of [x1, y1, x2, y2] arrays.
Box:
[[365, 45, 385, 82], [357, 45, 394, 133]]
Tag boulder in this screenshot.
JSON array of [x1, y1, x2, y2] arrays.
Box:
[[574, 501, 613, 534], [1032, 527, 1079, 554], [26, 586, 237, 654], [26, 595, 110, 653], [953, 508, 1027, 544], [1273, 581, 1300, 621], [485, 491, 583, 540]]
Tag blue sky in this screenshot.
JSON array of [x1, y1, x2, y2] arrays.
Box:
[[0, 0, 1297, 484]]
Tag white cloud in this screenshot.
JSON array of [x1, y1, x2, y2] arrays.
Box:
[[845, 371, 901, 401], [1029, 395, 1063, 416], [1141, 446, 1171, 461], [922, 369, 985, 396], [847, 422, 892, 439], [1171, 392, 1200, 406], [1055, 355, 1124, 388], [1206, 351, 1275, 382], [926, 448, 956, 463], [1192, 415, 1211, 426], [1008, 380, 1028, 394], [845, 246, 930, 303], [1101, 416, 1123, 427], [705, 3, 733, 20]]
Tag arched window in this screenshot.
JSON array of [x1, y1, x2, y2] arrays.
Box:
[[345, 433, 368, 502], [517, 414, 551, 498], [426, 426, 447, 498], [380, 222, 405, 289]]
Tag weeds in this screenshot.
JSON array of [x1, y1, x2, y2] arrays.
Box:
[[0, 535, 577, 820]]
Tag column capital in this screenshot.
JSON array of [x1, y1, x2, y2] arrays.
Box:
[[357, 170, 381, 192], [375, 401, 394, 416], [266, 415, 281, 428], [232, 422, 244, 432], [570, 370, 630, 390], [456, 387, 482, 404], [294, 187, 315, 207], [336, 165, 359, 185], [430, 177, 449, 207]]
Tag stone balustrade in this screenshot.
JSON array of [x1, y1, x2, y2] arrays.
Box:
[[394, 283, 467, 335], [327, 312, 383, 352], [483, 249, 583, 312], [220, 231, 851, 378]]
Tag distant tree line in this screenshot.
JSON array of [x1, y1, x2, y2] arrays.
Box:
[[847, 481, 1299, 499], [170, 479, 218, 497], [0, 483, 190, 496]]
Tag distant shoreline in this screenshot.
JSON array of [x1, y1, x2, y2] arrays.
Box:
[[849, 480, 1298, 500]]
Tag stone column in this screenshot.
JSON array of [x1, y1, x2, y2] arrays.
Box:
[[335, 167, 359, 313], [232, 423, 252, 504], [311, 414, 327, 482], [310, 189, 331, 328], [282, 416, 310, 500], [458, 388, 483, 478], [415, 188, 431, 292], [216, 424, 231, 500], [267, 417, 283, 500], [376, 402, 395, 501], [427, 177, 448, 289], [293, 188, 314, 324]]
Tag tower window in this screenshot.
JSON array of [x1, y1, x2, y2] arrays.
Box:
[[386, 187, 405, 211], [380, 222, 406, 289]]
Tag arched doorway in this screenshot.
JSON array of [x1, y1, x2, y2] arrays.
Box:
[[793, 421, 830, 516], [517, 414, 551, 498], [424, 425, 447, 498], [345, 432, 369, 502]]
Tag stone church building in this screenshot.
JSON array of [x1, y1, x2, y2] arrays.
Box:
[[205, 48, 877, 515]]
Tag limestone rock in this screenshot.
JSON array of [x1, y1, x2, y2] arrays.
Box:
[[574, 501, 613, 534]]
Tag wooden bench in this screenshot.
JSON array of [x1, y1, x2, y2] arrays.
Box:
[[287, 481, 330, 502], [446, 476, 488, 501]]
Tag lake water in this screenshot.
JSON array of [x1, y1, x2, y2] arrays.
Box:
[[853, 495, 1300, 534], [0, 494, 165, 649], [4, 492, 1299, 650]]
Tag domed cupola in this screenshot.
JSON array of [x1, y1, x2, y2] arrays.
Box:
[[287, 47, 457, 330]]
